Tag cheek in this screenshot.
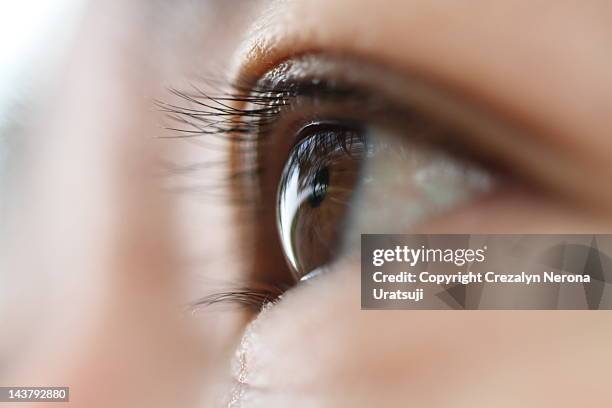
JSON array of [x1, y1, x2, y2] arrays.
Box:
[[234, 252, 612, 406]]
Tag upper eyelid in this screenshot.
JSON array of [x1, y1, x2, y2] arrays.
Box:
[[232, 0, 612, 210], [161, 54, 605, 214], [236, 0, 612, 150], [165, 55, 536, 175], [235, 51, 612, 214], [245, 56, 537, 167], [161, 56, 553, 200]]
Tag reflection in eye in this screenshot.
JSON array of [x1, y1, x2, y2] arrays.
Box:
[[277, 122, 364, 278], [277, 120, 495, 281]]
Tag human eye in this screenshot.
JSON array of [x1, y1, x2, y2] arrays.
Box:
[[266, 62, 501, 280], [229, 54, 544, 284], [164, 53, 590, 302]]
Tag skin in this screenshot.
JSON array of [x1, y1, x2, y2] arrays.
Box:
[[2, 0, 612, 406]]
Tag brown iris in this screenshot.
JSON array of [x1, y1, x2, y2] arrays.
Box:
[[276, 122, 365, 279]]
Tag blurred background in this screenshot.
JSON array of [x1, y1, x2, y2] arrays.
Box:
[[0, 0, 85, 122], [0, 0, 86, 242]]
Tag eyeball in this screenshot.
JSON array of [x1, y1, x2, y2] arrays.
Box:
[[277, 122, 364, 278], [277, 121, 494, 280]]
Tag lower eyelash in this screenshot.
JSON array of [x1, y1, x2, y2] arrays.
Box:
[[190, 285, 285, 312]]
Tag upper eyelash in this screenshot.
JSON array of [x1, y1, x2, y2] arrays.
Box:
[[155, 80, 290, 201], [155, 83, 293, 143]]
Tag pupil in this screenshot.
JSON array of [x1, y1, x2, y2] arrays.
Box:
[[309, 166, 329, 208]]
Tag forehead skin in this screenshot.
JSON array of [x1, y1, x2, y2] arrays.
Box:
[[227, 1, 612, 406]]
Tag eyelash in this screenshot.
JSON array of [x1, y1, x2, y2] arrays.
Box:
[[156, 84, 291, 143], [190, 284, 285, 312], [158, 80, 301, 312]]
